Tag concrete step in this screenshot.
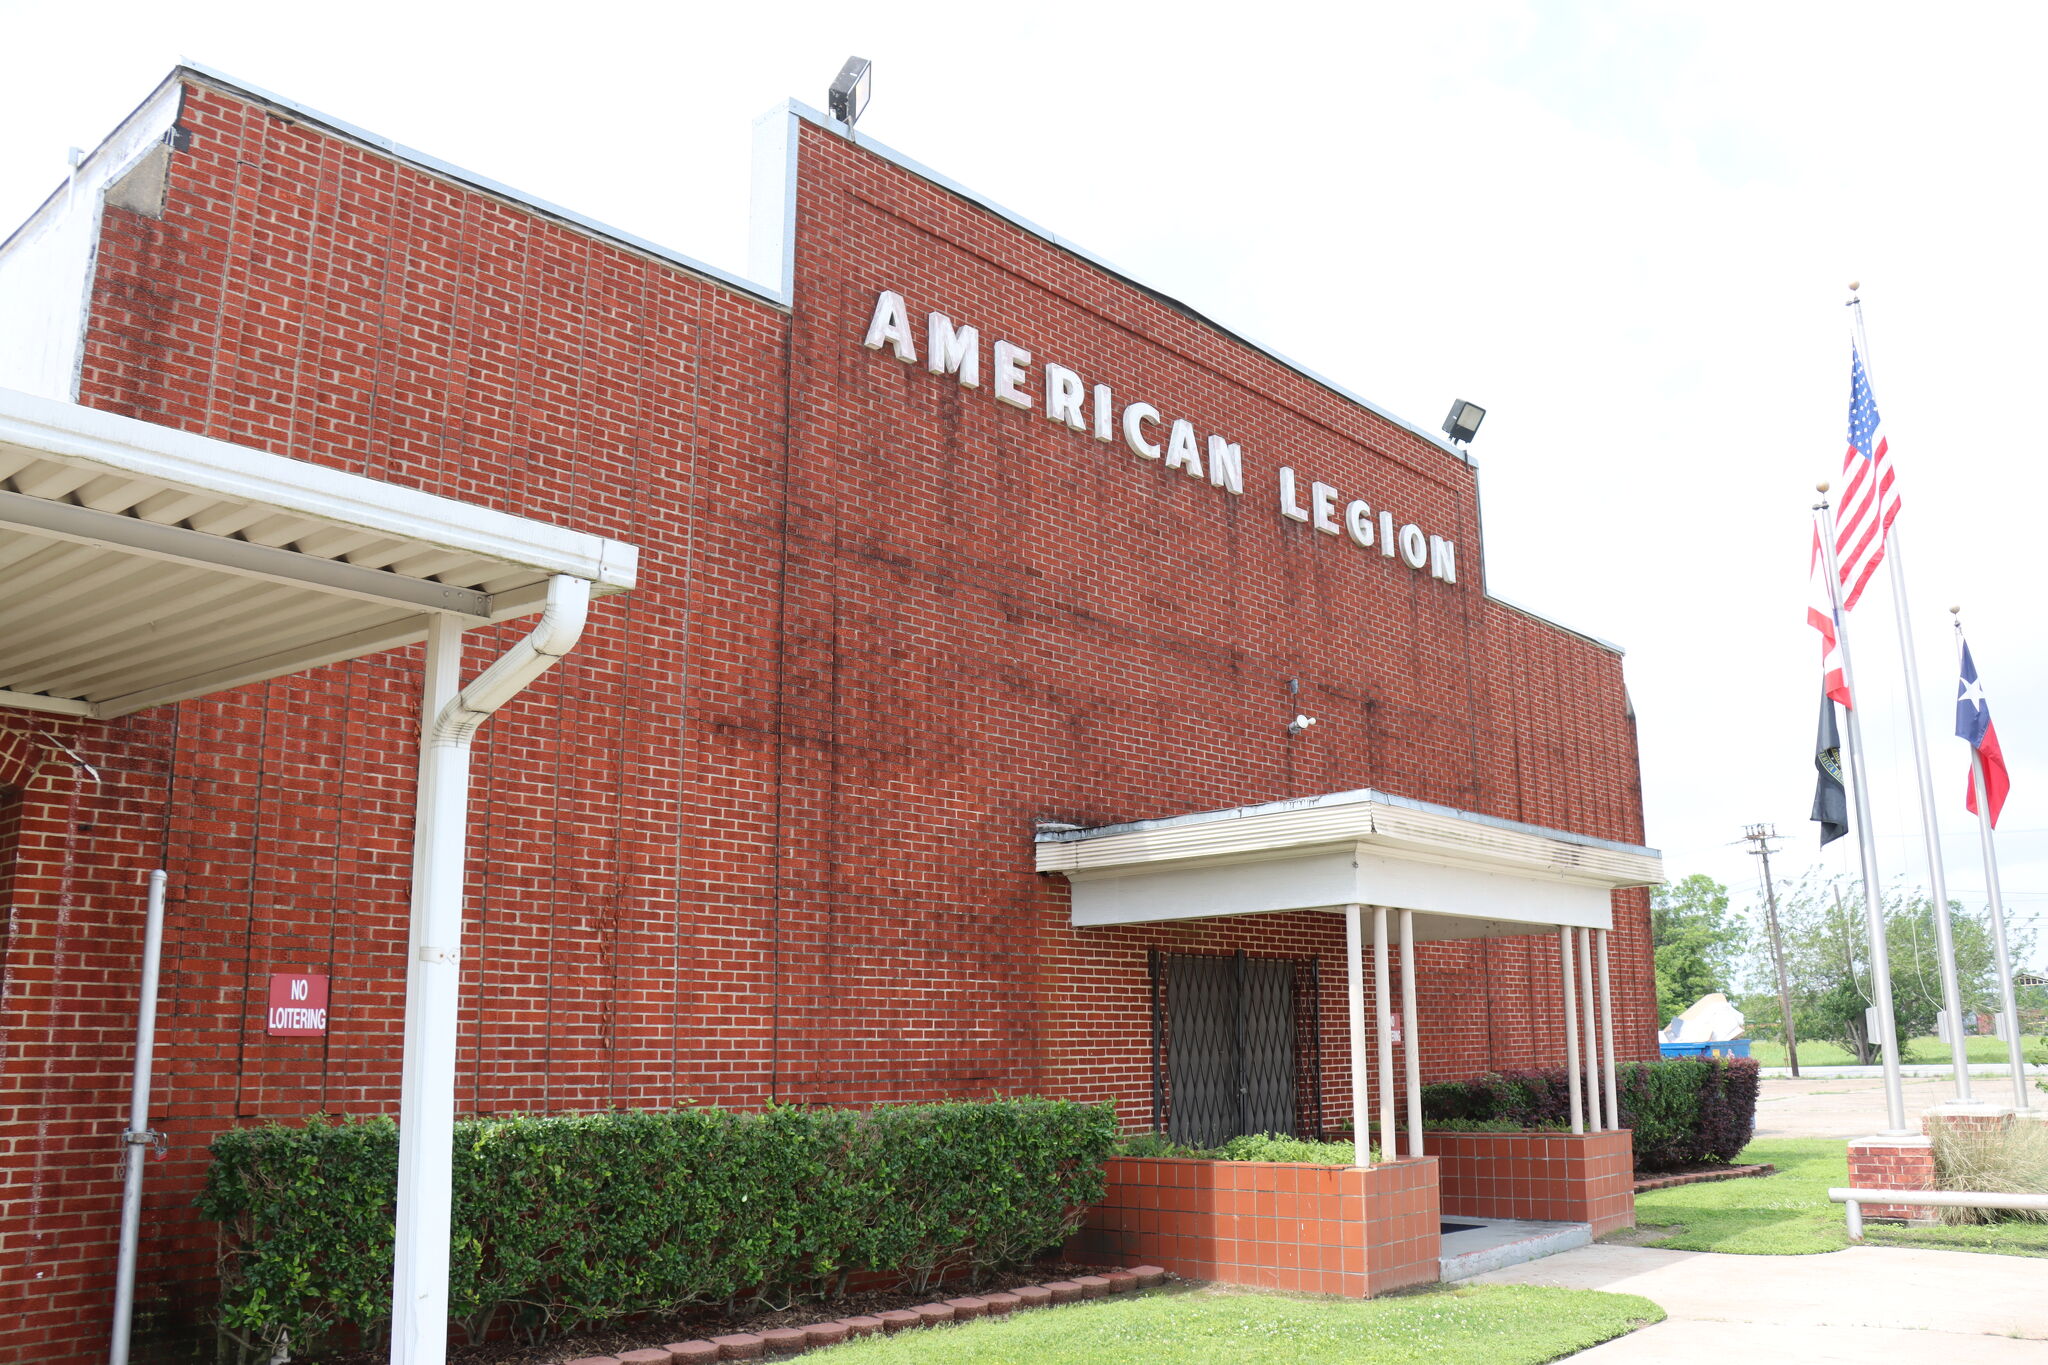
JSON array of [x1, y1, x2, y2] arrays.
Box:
[[1438, 1217, 1592, 1282]]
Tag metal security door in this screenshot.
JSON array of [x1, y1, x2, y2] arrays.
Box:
[[1152, 950, 1316, 1146]]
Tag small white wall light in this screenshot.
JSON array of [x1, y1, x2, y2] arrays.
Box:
[[1288, 715, 1318, 736]]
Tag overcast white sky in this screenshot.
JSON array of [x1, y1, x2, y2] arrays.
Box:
[[4, 1, 2043, 970]]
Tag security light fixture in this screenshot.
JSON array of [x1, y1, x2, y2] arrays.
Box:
[[1288, 714, 1318, 736], [829, 57, 873, 128], [1441, 399, 1486, 445]]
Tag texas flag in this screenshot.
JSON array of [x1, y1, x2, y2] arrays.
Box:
[[1956, 642, 2010, 827]]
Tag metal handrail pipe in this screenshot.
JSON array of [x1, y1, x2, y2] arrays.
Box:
[[1829, 1185, 2048, 1242]]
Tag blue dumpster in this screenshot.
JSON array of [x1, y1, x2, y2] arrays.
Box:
[[1658, 1040, 1752, 1059]]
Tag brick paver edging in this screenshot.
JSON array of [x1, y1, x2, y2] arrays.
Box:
[[1632, 1163, 1775, 1193], [556, 1266, 1169, 1363]]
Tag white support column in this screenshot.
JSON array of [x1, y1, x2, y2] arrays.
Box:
[[1399, 908, 1422, 1158], [391, 576, 590, 1365], [1374, 906, 1396, 1159], [1560, 925, 1584, 1134], [1579, 927, 1603, 1130], [392, 614, 466, 1365], [1345, 905, 1371, 1167], [1598, 929, 1620, 1128]]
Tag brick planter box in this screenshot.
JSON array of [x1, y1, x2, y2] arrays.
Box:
[[1070, 1154, 1440, 1297], [1429, 1129, 1634, 1236]]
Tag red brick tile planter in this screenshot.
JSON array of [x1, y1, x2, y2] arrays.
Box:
[[1430, 1129, 1634, 1236], [1071, 1154, 1441, 1298]]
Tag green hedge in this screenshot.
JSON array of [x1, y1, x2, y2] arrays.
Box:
[[1419, 1058, 1759, 1171], [200, 1100, 1116, 1361]]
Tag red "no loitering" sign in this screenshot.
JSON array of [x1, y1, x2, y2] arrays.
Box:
[[265, 973, 329, 1037]]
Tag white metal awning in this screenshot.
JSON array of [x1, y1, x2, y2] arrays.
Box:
[[1036, 787, 1664, 937], [0, 386, 637, 719]]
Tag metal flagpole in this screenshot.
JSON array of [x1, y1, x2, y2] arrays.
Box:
[[1815, 492, 1910, 1134], [1954, 611, 2032, 1111], [1849, 294, 1972, 1100]]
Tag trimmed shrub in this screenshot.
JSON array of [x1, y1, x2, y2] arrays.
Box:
[[200, 1099, 1115, 1362], [1418, 1058, 1760, 1171], [1211, 1132, 1361, 1164], [1423, 1117, 1566, 1133]]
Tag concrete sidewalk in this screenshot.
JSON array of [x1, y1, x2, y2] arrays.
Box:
[[1472, 1243, 2047, 1362]]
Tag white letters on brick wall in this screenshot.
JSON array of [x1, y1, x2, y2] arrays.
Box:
[[860, 287, 1459, 579]]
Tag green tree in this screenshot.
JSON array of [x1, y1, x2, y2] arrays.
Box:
[[1746, 873, 2036, 1063], [1650, 873, 1743, 1024]]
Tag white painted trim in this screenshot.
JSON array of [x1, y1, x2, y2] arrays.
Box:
[[0, 688, 97, 718], [0, 387, 637, 591], [0, 489, 492, 618], [748, 106, 799, 308], [0, 79, 181, 400], [1037, 785, 1661, 890], [1064, 841, 1614, 932]]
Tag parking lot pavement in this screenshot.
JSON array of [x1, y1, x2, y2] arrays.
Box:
[[1752, 1073, 1983, 1138]]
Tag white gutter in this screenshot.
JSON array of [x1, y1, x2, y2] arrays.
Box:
[[389, 574, 589, 1365]]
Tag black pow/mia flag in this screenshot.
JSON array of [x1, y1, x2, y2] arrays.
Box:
[[1813, 692, 1848, 846]]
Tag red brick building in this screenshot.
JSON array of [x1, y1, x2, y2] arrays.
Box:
[[0, 66, 1661, 1361]]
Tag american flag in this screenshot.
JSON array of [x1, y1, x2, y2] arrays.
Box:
[[1834, 343, 1900, 611]]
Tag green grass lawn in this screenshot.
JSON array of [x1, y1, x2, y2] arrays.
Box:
[[1747, 1035, 2044, 1067], [817, 1283, 1662, 1364], [1628, 1137, 2048, 1257]]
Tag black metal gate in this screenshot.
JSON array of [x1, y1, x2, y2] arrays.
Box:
[[1149, 949, 1322, 1146]]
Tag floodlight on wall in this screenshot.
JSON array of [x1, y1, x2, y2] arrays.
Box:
[[829, 57, 873, 128], [1441, 399, 1486, 445]]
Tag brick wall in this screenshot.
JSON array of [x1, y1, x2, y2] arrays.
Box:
[[0, 78, 1657, 1361]]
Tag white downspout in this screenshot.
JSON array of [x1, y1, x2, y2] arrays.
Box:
[[390, 575, 590, 1365]]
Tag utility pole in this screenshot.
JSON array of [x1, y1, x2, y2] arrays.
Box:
[[1746, 824, 1801, 1078]]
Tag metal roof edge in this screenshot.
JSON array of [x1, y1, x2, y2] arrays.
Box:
[[0, 72, 187, 261], [780, 101, 1475, 472], [171, 62, 780, 309], [1485, 592, 1626, 655], [1035, 784, 1659, 861], [0, 385, 638, 589]]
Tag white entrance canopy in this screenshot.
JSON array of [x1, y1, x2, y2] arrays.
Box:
[[1043, 789, 1664, 1169], [1036, 787, 1663, 938], [0, 385, 636, 719]]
